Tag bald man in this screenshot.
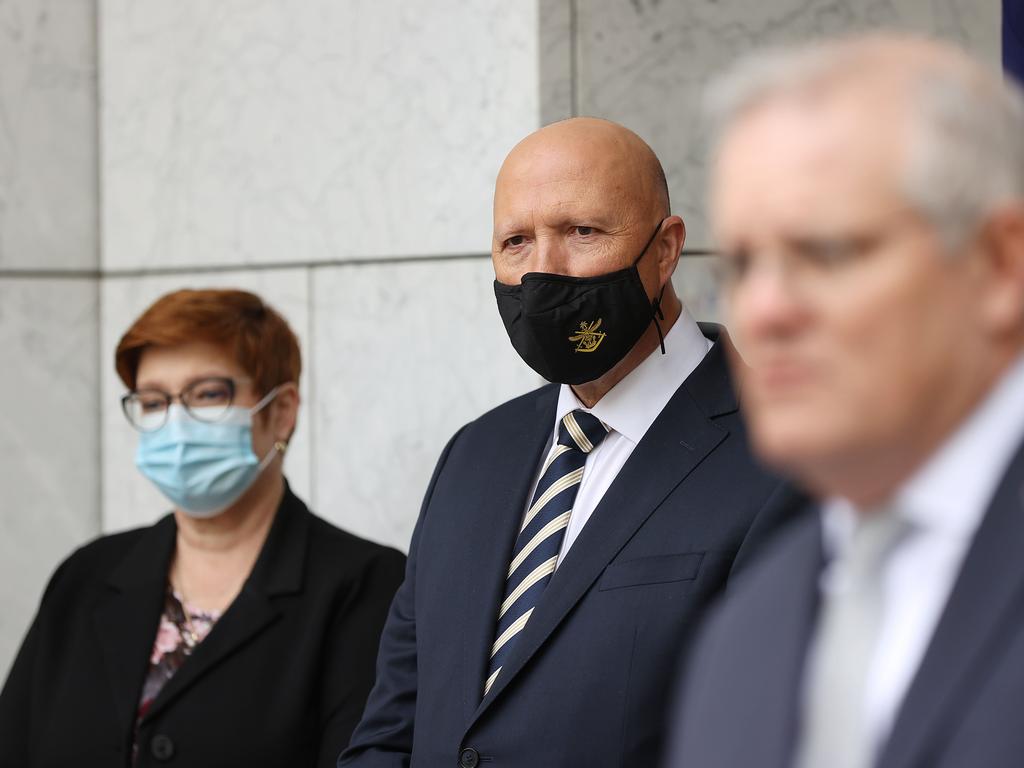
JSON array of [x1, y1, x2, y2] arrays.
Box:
[[667, 36, 1024, 768], [340, 118, 803, 768]]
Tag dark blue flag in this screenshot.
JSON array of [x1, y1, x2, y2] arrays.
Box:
[[1005, 0, 1024, 85]]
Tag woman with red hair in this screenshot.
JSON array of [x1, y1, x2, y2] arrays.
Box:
[[0, 288, 405, 767]]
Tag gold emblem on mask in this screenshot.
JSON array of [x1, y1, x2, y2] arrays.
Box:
[[569, 319, 607, 353]]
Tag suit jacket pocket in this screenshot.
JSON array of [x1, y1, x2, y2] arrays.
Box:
[[598, 552, 705, 591]]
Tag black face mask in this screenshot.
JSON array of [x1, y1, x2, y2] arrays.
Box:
[[493, 220, 668, 385]]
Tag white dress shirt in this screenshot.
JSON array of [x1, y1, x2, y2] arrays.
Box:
[[817, 353, 1024, 756], [519, 306, 714, 568]]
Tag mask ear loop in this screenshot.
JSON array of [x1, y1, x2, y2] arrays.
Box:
[[651, 284, 667, 355], [634, 218, 670, 357], [251, 384, 290, 470], [632, 218, 668, 267], [249, 384, 282, 414], [257, 440, 287, 471]]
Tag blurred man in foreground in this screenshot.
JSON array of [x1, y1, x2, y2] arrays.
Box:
[[668, 35, 1024, 768]]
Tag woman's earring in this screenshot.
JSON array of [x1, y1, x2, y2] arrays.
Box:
[[274, 441, 288, 454]]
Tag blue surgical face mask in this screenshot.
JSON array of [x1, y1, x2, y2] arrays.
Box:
[[134, 388, 282, 518]]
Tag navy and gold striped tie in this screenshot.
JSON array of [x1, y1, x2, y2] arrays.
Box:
[[484, 409, 610, 696]]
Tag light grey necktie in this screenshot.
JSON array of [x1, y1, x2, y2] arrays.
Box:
[[794, 509, 910, 768]]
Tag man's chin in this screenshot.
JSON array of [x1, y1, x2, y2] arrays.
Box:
[[747, 417, 841, 480]]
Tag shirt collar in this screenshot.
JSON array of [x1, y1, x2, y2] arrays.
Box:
[[823, 352, 1024, 555], [553, 305, 713, 444]]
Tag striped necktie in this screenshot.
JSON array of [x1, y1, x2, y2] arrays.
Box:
[[484, 409, 610, 697]]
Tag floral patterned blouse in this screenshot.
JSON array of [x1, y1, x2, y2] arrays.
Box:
[[132, 588, 221, 763]]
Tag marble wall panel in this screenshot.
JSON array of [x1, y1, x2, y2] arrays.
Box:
[[311, 258, 541, 552], [0, 0, 97, 271], [572, 0, 1001, 249], [0, 277, 99, 678], [100, 0, 540, 272], [539, 0, 574, 124], [99, 269, 312, 533], [674, 254, 721, 325]]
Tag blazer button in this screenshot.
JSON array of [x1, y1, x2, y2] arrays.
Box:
[[150, 734, 175, 761], [459, 747, 480, 768]]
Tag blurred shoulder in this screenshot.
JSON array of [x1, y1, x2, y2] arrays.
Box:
[[705, 512, 822, 642]]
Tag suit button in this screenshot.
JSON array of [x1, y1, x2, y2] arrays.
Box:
[[459, 747, 480, 768], [150, 734, 175, 761]]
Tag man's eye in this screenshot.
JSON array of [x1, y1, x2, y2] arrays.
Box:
[[794, 238, 867, 268], [573, 226, 595, 236], [718, 249, 752, 283], [505, 235, 526, 248]]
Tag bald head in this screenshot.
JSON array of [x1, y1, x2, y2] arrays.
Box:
[[491, 117, 681, 288], [495, 117, 670, 227]]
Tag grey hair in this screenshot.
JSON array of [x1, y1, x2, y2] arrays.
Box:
[[704, 35, 1024, 251]]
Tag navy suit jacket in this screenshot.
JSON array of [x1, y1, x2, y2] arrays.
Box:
[[340, 326, 806, 768], [667, 437, 1024, 768]]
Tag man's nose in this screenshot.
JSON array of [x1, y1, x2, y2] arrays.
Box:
[[531, 235, 570, 275]]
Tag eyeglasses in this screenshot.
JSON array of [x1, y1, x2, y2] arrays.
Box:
[[716, 211, 927, 296], [716, 234, 881, 295], [122, 377, 250, 432]]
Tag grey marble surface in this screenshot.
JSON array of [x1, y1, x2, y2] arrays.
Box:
[[0, 277, 99, 679], [540, 0, 574, 124], [99, 269, 313, 533], [99, 0, 541, 271], [674, 254, 721, 324], [310, 257, 541, 551], [0, 0, 97, 270], [572, 0, 1000, 250]]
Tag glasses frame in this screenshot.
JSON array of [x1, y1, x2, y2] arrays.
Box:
[[715, 208, 926, 297], [121, 376, 252, 433]]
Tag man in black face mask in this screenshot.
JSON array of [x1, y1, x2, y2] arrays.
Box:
[[341, 118, 805, 768]]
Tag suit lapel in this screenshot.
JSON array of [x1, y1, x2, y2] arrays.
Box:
[[460, 385, 561, 722], [470, 337, 737, 724], [94, 515, 177, 737], [878, 439, 1024, 768], [141, 487, 308, 723], [142, 588, 282, 722]]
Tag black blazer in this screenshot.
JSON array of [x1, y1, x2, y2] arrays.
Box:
[[340, 326, 808, 768], [666, 437, 1024, 768], [0, 484, 406, 768]]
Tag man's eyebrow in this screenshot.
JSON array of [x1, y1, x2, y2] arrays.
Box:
[[493, 225, 527, 241]]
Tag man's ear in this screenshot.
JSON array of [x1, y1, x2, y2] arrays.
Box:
[[657, 215, 687, 285], [976, 204, 1024, 337]]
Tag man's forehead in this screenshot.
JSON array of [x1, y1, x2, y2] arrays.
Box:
[[734, 85, 901, 153], [499, 137, 632, 185], [496, 145, 645, 213], [716, 92, 907, 210]]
